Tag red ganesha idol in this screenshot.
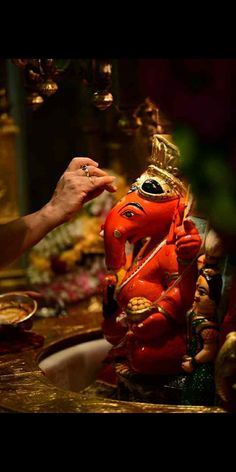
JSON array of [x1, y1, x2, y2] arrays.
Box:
[[101, 134, 203, 403]]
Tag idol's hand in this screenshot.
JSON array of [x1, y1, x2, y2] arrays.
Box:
[[175, 219, 202, 261]]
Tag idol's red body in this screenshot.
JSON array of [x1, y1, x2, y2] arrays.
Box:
[[102, 184, 202, 376]]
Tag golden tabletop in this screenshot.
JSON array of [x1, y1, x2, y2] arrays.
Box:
[[0, 295, 226, 414]]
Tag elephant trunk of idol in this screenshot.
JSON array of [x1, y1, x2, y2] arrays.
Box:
[[103, 220, 127, 271]]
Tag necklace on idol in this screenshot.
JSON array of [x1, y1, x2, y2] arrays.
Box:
[[116, 237, 167, 294]]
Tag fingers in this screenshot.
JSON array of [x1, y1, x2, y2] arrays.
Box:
[[66, 160, 118, 193], [82, 175, 117, 204], [91, 175, 117, 193], [104, 183, 118, 193], [66, 157, 99, 171], [90, 167, 110, 177], [79, 166, 116, 183]]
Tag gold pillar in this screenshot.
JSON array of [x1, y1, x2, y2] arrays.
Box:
[[0, 88, 26, 286]]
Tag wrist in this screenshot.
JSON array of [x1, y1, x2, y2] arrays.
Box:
[[40, 203, 66, 229], [40, 202, 69, 230]]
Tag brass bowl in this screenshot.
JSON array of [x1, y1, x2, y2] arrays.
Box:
[[0, 292, 37, 326]]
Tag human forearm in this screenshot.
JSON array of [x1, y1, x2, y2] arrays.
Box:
[[0, 205, 59, 268], [0, 157, 117, 269]]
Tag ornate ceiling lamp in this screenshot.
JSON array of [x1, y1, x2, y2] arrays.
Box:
[[89, 59, 114, 110], [11, 59, 71, 110]]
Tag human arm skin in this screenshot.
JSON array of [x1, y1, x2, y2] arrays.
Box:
[[0, 157, 117, 269]]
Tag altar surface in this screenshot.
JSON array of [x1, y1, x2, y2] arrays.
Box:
[[0, 296, 226, 413]]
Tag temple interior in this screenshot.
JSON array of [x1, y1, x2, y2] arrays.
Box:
[[0, 59, 236, 413]]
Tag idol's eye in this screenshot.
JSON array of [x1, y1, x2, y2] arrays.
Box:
[[121, 210, 135, 218], [141, 179, 164, 194]]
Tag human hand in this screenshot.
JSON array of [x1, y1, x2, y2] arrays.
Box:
[[45, 157, 117, 225]]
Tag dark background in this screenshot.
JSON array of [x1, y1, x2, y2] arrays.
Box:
[[2, 58, 236, 243]]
